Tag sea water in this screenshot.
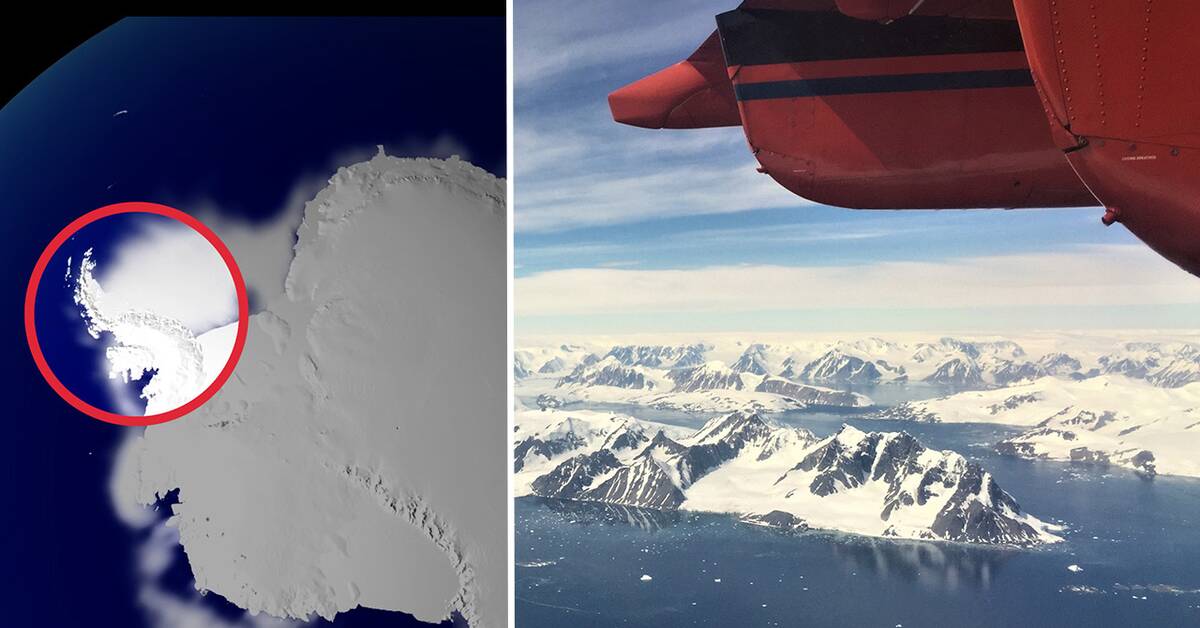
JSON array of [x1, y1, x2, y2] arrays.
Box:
[[516, 396, 1200, 627]]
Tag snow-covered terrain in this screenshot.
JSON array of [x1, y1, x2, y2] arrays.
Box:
[[514, 407, 691, 495], [554, 379, 866, 413], [530, 352, 871, 412], [518, 334, 1200, 392], [514, 407, 1060, 546], [518, 332, 1200, 525], [70, 228, 237, 415], [518, 333, 1200, 421], [878, 375, 1200, 478], [115, 151, 506, 626]]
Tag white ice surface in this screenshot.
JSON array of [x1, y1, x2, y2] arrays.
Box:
[[880, 375, 1200, 477], [519, 331, 1200, 388], [73, 233, 236, 415], [684, 425, 1059, 544], [96, 219, 239, 333], [514, 410, 1060, 544], [117, 152, 506, 625], [513, 407, 690, 494], [556, 384, 815, 413]]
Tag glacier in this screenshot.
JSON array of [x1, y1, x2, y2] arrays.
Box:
[[71, 224, 238, 416], [114, 151, 506, 625], [880, 375, 1200, 478], [514, 407, 1061, 546]]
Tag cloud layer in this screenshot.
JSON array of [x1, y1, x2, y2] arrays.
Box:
[[97, 219, 239, 335], [513, 0, 801, 233], [517, 245, 1200, 318]]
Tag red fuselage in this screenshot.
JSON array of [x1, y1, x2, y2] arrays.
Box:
[[609, 0, 1200, 278]]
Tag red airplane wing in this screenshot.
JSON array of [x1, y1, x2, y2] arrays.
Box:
[[1013, 0, 1200, 277], [609, 0, 1200, 277], [608, 31, 741, 129], [613, 2, 1093, 209], [833, 0, 1015, 21], [606, 0, 1020, 130]]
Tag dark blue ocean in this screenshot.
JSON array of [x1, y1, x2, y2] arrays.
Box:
[[1, 17, 503, 627], [516, 398, 1200, 627], [32, 212, 185, 416]]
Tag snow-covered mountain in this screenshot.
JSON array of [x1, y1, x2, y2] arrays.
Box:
[[515, 343, 597, 379], [521, 335, 1200, 397], [537, 357, 567, 374], [513, 409, 691, 493], [667, 361, 747, 392], [754, 376, 866, 407], [514, 358, 531, 381], [730, 344, 772, 375], [1093, 342, 1200, 388], [1039, 352, 1082, 376], [875, 375, 1200, 478], [797, 350, 889, 384], [519, 334, 1200, 477], [514, 409, 1060, 546], [605, 344, 707, 369], [550, 355, 869, 412], [537, 496, 682, 531], [638, 388, 861, 414], [925, 357, 983, 387], [558, 356, 662, 390]]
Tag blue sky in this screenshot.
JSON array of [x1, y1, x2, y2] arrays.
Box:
[[514, 0, 1200, 335]]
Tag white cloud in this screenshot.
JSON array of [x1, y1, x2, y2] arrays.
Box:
[[97, 220, 238, 335], [138, 580, 308, 628], [514, 0, 789, 232], [138, 522, 181, 579], [515, 117, 788, 232], [111, 435, 309, 628], [514, 0, 727, 87], [516, 157, 803, 232], [109, 431, 157, 528], [193, 138, 477, 307], [514, 221, 934, 271], [515, 111, 747, 177], [515, 245, 1200, 316], [389, 133, 475, 163], [651, 220, 943, 249], [513, 125, 590, 179]]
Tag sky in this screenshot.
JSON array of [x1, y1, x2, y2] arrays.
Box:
[[513, 0, 1200, 336]]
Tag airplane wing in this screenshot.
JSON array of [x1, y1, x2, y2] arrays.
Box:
[[608, 30, 740, 129], [1012, 0, 1200, 277], [614, 0, 1200, 279], [611, 0, 1094, 211], [832, 0, 1015, 21], [609, 0, 1200, 277]]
